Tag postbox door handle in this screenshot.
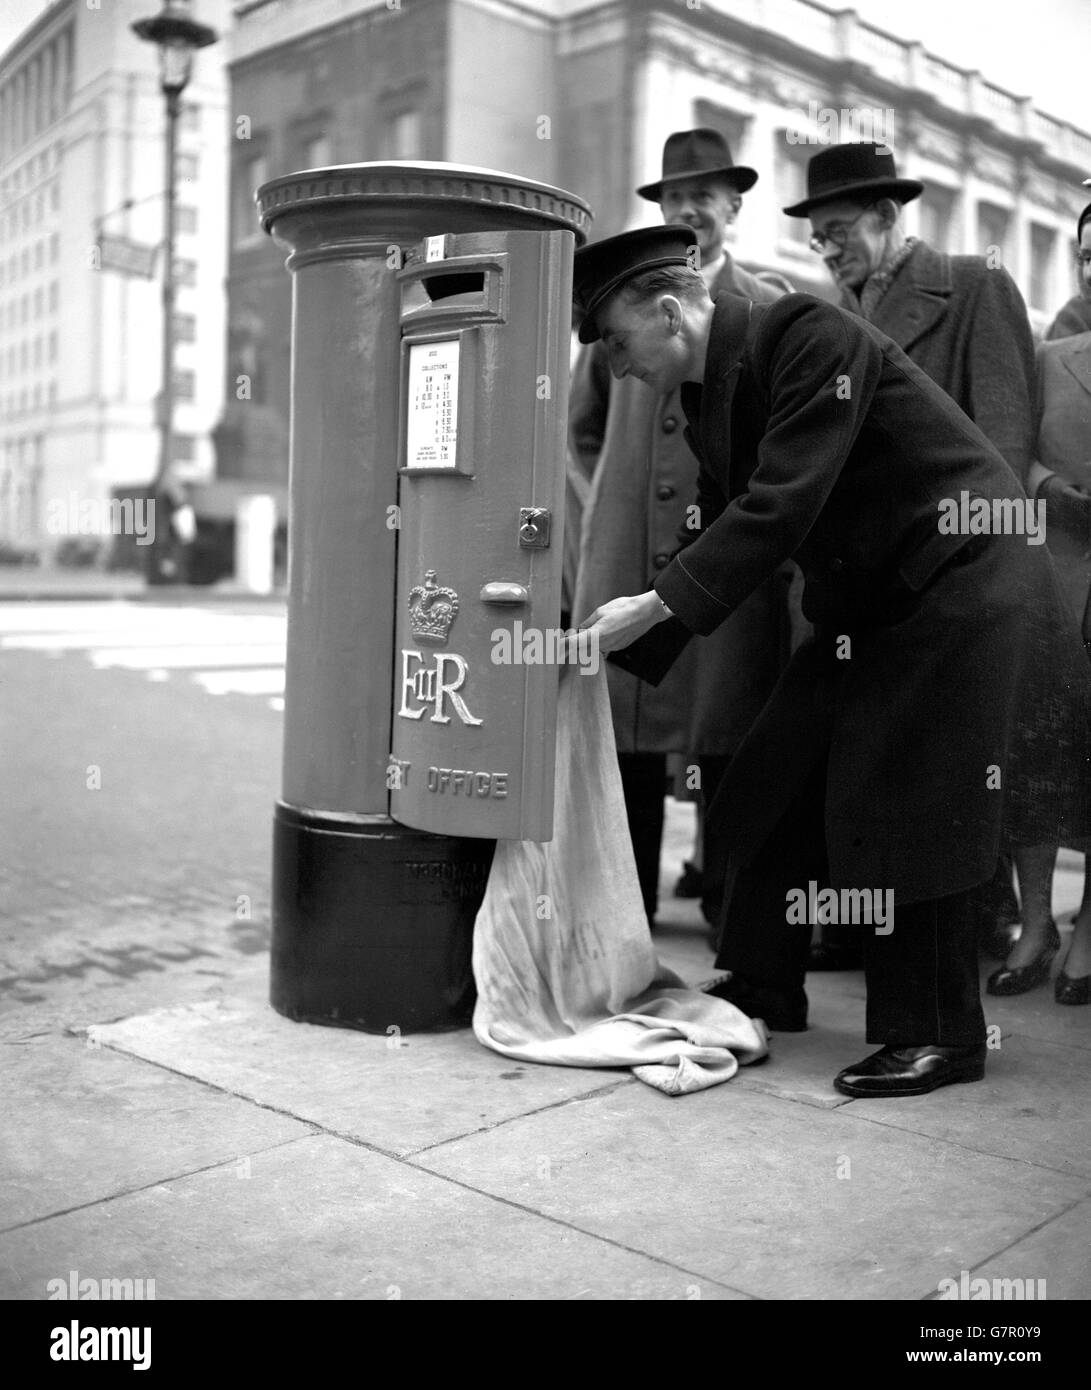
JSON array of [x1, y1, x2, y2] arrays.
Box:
[[479, 582, 529, 604]]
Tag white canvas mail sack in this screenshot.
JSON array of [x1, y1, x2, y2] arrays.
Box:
[[472, 665, 768, 1095]]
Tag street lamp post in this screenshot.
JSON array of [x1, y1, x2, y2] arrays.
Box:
[[132, 1, 217, 584]]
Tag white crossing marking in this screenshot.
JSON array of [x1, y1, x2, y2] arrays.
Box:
[[194, 668, 285, 696], [90, 643, 287, 670], [0, 601, 288, 706]]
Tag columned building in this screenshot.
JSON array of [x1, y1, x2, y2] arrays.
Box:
[[0, 0, 229, 549], [227, 0, 1089, 479]]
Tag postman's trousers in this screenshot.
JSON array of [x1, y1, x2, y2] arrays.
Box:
[[714, 759, 987, 1047]]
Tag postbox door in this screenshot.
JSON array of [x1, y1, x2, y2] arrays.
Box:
[[388, 229, 574, 841]]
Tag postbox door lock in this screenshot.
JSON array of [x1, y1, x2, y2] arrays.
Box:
[[518, 507, 551, 549]]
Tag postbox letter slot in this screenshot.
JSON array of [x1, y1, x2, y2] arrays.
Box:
[[479, 582, 529, 605]]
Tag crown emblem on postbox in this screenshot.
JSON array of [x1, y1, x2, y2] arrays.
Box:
[[408, 569, 459, 643]]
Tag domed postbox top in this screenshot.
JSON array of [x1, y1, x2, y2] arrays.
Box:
[[257, 160, 593, 251]]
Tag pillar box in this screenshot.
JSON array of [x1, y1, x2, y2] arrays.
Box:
[[258, 163, 591, 1034]]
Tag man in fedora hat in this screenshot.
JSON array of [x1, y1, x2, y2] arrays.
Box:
[[569, 128, 797, 933], [571, 225, 1091, 1096], [786, 140, 1039, 971]]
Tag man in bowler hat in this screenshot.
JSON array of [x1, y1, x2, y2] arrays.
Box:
[[570, 128, 795, 933], [573, 225, 1091, 1097]]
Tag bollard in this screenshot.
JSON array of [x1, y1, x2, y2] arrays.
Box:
[[259, 163, 590, 1033]]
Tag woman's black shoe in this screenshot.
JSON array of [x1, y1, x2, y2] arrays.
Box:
[[982, 918, 1060, 962], [986, 937, 1059, 997], [1055, 969, 1091, 1006]]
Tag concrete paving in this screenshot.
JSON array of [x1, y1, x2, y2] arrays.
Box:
[[4, 876, 1090, 1303], [3, 776, 1090, 1304]]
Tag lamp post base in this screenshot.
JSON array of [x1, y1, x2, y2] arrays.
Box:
[[271, 801, 494, 1034]]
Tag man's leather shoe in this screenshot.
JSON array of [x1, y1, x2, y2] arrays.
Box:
[[703, 976, 807, 1032], [834, 1043, 986, 1098]]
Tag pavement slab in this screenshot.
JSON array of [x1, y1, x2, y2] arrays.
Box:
[[963, 1197, 1091, 1301], [84, 987, 631, 1158], [0, 1134, 749, 1301], [838, 1033, 1091, 1180], [0, 1030, 310, 1233], [413, 1081, 1088, 1301]]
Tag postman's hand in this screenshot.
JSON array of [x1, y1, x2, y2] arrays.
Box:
[[579, 590, 669, 655]]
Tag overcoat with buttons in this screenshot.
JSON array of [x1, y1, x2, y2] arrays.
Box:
[[644, 292, 1091, 906], [569, 254, 792, 754]]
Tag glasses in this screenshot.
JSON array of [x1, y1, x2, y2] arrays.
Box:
[[809, 205, 876, 254], [1076, 251, 1091, 267]]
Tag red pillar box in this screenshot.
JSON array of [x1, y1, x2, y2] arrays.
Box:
[[259, 164, 590, 1033]]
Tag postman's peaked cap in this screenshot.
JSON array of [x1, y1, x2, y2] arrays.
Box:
[[783, 141, 923, 216], [573, 225, 698, 343]]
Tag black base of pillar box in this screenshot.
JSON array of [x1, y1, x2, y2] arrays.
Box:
[[271, 802, 495, 1034]]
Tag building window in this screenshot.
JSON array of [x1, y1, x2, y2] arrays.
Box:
[[1029, 223, 1057, 311], [234, 151, 268, 245], [176, 152, 199, 183], [693, 100, 749, 163], [776, 137, 815, 247], [47, 330, 57, 362], [174, 258, 197, 288], [380, 110, 422, 160], [977, 201, 1010, 262], [34, 241, 44, 269], [919, 185, 957, 249], [33, 287, 42, 317], [171, 433, 196, 462], [180, 102, 200, 134], [48, 281, 58, 312], [49, 233, 59, 263], [176, 205, 198, 235], [173, 312, 196, 343], [173, 369, 195, 401], [304, 134, 331, 169]]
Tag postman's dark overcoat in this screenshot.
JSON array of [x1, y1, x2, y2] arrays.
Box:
[[570, 255, 792, 755], [649, 292, 1091, 906]]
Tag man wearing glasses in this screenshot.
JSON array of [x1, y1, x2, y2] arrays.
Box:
[[785, 141, 1038, 973]]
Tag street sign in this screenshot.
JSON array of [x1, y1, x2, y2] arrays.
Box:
[[97, 233, 159, 278]]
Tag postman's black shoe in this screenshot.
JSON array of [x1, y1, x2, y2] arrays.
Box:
[[986, 936, 1059, 997], [1055, 970, 1091, 1006], [807, 942, 864, 971], [703, 976, 808, 1032], [834, 1043, 986, 1098]]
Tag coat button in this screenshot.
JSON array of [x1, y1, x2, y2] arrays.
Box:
[[830, 557, 846, 573], [653, 552, 670, 569], [662, 415, 678, 433], [656, 484, 676, 501]]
